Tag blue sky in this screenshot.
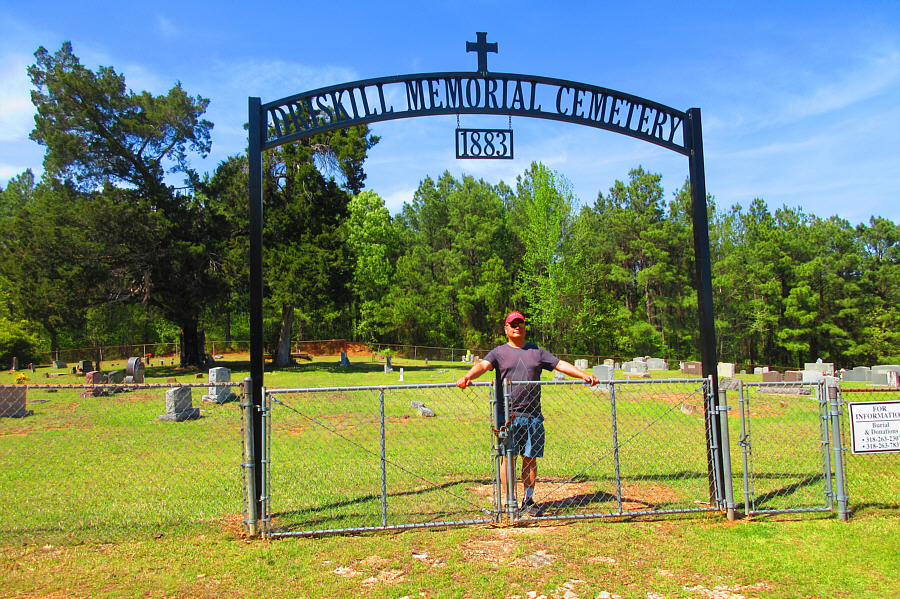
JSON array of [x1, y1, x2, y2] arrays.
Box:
[[1, 1, 898, 224]]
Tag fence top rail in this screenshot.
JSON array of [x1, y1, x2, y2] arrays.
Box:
[[266, 381, 492, 394], [742, 381, 822, 388], [6, 382, 246, 390], [841, 388, 900, 393], [508, 377, 707, 386]]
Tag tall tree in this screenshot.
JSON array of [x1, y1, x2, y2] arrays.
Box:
[[27, 42, 222, 367]]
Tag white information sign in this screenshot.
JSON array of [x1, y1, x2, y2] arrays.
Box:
[[848, 400, 900, 454]]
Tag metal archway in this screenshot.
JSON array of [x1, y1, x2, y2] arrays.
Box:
[[245, 34, 720, 531]]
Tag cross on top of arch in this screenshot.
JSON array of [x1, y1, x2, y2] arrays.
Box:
[[466, 32, 498, 74]]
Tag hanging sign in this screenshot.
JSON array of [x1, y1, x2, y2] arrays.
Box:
[[455, 128, 513, 159], [848, 400, 900, 454]]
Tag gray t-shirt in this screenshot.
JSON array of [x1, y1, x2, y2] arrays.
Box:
[[484, 342, 559, 418]]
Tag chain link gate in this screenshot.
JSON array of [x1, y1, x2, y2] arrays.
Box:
[[256, 378, 737, 537], [737, 380, 848, 519]]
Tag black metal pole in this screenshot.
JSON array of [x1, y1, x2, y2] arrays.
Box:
[[248, 97, 265, 521], [684, 107, 723, 503]]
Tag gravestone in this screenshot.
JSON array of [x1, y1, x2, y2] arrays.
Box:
[[753, 367, 769, 375], [159, 387, 200, 421], [872, 364, 900, 377], [106, 370, 125, 393], [802, 370, 825, 383], [717, 363, 735, 378], [614, 362, 621, 370], [591, 365, 613, 391], [804, 362, 835, 376], [574, 359, 588, 370], [83, 371, 105, 397], [11, 357, 17, 371], [647, 358, 667, 371], [553, 370, 565, 380], [872, 370, 900, 387], [52, 360, 66, 369], [784, 370, 803, 382], [623, 360, 648, 374], [398, 367, 404, 382], [719, 378, 742, 391], [0, 386, 32, 418], [339, 351, 351, 367], [681, 361, 702, 375], [77, 360, 93, 373], [603, 359, 614, 367], [842, 366, 871, 383], [125, 357, 145, 384], [761, 371, 784, 383], [202, 367, 236, 404], [384, 355, 393, 374]]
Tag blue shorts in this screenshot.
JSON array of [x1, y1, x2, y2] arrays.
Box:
[[509, 416, 545, 458]]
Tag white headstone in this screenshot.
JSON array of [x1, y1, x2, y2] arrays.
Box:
[[842, 366, 871, 383], [202, 367, 235, 404], [804, 362, 835, 376], [553, 370, 565, 380], [159, 387, 200, 421], [717, 363, 735, 378], [574, 359, 588, 370], [398, 367, 404, 382], [802, 370, 825, 383], [591, 365, 614, 391], [623, 361, 648, 374], [647, 358, 667, 371]]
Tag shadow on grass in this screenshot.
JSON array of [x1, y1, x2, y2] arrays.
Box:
[[271, 477, 492, 521]]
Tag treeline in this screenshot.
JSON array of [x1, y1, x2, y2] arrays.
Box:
[[0, 43, 897, 369]]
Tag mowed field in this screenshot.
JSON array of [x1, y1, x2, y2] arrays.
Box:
[[0, 355, 897, 598]]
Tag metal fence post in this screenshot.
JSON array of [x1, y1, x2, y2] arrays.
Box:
[[489, 382, 503, 521], [241, 377, 259, 536], [503, 380, 518, 520], [379, 388, 388, 527], [738, 383, 753, 516], [826, 377, 849, 521], [706, 377, 724, 507], [718, 386, 736, 520], [609, 382, 623, 514]]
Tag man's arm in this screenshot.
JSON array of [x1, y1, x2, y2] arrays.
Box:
[[456, 359, 494, 388], [555, 360, 599, 385]]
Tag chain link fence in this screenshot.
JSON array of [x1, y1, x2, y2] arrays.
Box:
[[263, 378, 722, 537], [736, 381, 849, 518], [839, 387, 900, 515], [263, 383, 496, 537], [0, 382, 245, 544], [504, 379, 719, 522]]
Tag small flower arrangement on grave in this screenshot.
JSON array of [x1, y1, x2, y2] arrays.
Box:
[[15, 373, 29, 384]]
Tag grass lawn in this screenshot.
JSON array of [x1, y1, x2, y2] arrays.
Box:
[[0, 355, 897, 598]]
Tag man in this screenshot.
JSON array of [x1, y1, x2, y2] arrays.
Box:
[[456, 311, 599, 516]]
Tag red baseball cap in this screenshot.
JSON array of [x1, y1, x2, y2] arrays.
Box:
[[504, 311, 526, 325]]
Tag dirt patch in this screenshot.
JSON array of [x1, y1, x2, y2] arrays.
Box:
[[460, 538, 514, 565], [468, 477, 679, 512], [294, 340, 371, 357], [619, 482, 680, 509]]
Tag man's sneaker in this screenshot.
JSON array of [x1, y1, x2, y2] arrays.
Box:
[[520, 497, 542, 517]]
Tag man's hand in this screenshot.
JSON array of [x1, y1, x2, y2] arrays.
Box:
[[456, 375, 471, 388], [583, 375, 599, 386]]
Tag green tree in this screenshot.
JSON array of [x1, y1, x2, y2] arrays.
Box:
[[343, 190, 398, 341], [26, 42, 222, 367]]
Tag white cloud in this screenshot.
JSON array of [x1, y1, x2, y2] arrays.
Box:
[[0, 52, 35, 142], [156, 15, 179, 39]]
